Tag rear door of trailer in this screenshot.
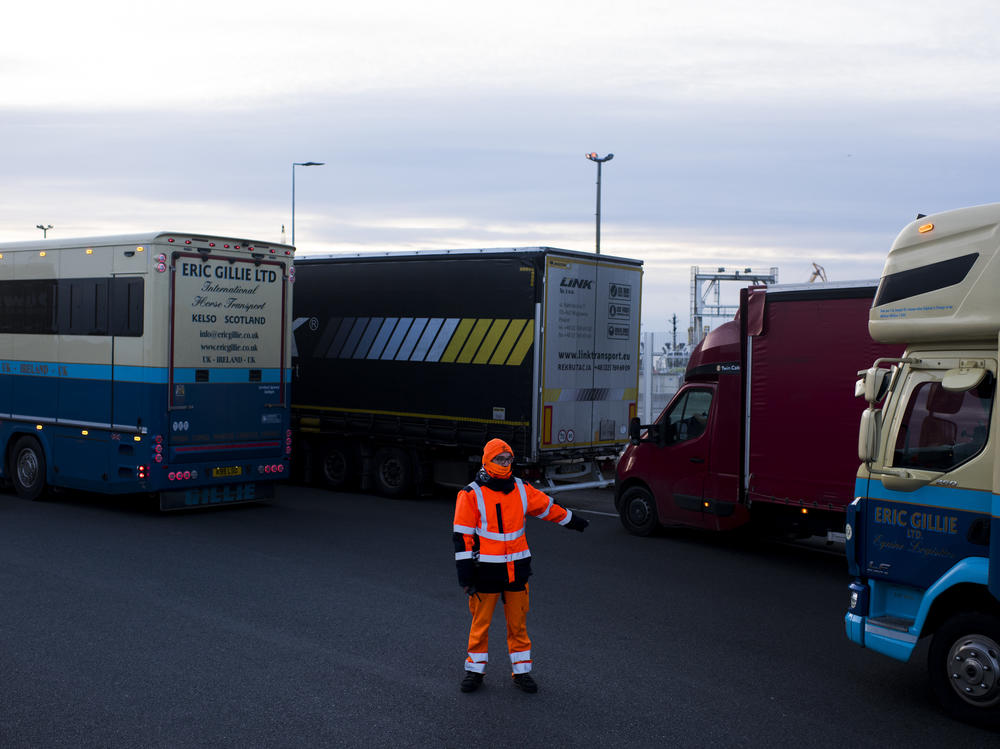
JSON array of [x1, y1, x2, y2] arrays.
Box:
[[168, 248, 288, 472], [539, 253, 641, 458]]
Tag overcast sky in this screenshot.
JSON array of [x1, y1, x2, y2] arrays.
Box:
[[3, 0, 998, 335]]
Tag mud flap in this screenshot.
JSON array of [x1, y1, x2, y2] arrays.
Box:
[[160, 481, 275, 511]]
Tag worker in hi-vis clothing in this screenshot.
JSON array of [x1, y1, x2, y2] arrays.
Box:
[[453, 438, 588, 693]]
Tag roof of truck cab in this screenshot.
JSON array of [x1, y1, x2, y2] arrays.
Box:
[[755, 278, 879, 302]]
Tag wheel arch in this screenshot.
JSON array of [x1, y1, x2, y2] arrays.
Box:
[[614, 476, 654, 513], [922, 582, 1000, 639]]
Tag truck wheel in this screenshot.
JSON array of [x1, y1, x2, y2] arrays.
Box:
[[928, 612, 1000, 727], [10, 436, 47, 501], [619, 486, 659, 536], [320, 442, 355, 490], [373, 447, 412, 498]]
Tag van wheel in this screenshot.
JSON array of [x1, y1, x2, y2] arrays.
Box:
[[10, 436, 47, 501], [373, 447, 412, 498], [619, 486, 658, 536], [320, 442, 355, 490], [928, 612, 1000, 727]]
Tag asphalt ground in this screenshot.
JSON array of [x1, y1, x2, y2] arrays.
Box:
[[0, 483, 996, 747]]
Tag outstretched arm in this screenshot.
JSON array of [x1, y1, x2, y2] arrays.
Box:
[[524, 483, 588, 531]]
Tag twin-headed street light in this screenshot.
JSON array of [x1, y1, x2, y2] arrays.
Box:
[[585, 152, 613, 255], [291, 161, 325, 246], [291, 155, 609, 253]]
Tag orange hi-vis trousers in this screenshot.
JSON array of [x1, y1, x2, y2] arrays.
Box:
[[464, 587, 532, 675]]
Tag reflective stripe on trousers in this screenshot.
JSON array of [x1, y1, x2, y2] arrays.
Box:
[[464, 587, 532, 674]]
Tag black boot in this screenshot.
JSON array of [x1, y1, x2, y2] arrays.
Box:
[[512, 673, 538, 693], [460, 671, 484, 693]]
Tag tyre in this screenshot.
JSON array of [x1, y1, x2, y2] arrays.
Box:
[[319, 442, 356, 491], [10, 436, 47, 501], [373, 447, 413, 498], [928, 612, 1000, 727], [619, 486, 659, 536]]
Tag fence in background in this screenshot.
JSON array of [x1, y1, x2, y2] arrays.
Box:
[[637, 331, 688, 423]]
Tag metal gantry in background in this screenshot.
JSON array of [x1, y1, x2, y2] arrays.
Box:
[[689, 265, 779, 343], [291, 161, 324, 246], [585, 152, 613, 255]]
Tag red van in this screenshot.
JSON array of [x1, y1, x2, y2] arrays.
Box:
[[615, 281, 902, 537]]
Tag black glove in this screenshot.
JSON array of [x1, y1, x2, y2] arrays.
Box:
[[463, 584, 477, 597], [566, 515, 589, 532]]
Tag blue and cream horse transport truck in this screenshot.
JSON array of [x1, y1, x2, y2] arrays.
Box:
[[847, 203, 1000, 725], [0, 232, 294, 509]]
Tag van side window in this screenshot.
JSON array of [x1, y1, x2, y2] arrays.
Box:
[[659, 389, 712, 443], [892, 373, 994, 472]]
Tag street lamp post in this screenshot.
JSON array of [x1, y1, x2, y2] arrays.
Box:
[[36, 224, 53, 238], [291, 161, 324, 246], [585, 152, 613, 255]]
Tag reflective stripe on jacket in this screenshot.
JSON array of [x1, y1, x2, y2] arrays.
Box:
[[453, 477, 572, 583]]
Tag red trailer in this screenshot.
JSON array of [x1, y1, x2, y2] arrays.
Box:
[[615, 281, 903, 536]]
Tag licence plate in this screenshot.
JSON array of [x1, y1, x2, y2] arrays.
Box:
[[212, 466, 243, 478]]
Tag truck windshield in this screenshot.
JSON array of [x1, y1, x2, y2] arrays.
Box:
[[892, 373, 994, 472], [659, 388, 712, 443]]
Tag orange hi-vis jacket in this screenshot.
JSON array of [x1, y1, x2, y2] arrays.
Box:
[[453, 476, 573, 592]]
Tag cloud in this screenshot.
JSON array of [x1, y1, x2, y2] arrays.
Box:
[[3, 1, 1000, 334]]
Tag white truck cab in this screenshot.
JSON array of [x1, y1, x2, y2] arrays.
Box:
[[847, 203, 1000, 726]]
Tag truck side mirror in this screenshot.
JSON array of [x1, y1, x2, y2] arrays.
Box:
[[629, 417, 666, 447], [858, 407, 881, 462], [856, 367, 890, 403]]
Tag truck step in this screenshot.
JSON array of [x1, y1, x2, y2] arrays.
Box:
[[868, 615, 914, 632]]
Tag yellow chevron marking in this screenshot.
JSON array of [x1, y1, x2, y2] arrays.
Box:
[[440, 318, 476, 363], [506, 322, 535, 366], [457, 319, 493, 363], [490, 319, 528, 365], [473, 319, 510, 365]]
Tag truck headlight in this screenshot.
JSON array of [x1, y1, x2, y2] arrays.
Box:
[[848, 581, 869, 615], [845, 523, 853, 541]]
